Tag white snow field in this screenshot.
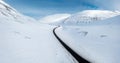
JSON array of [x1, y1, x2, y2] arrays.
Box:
[[55, 15, 120, 63], [0, 21, 77, 63], [0, 0, 77, 63]]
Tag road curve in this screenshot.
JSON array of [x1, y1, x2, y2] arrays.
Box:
[[53, 26, 90, 63]]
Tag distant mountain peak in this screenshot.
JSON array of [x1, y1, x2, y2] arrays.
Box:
[[61, 10, 120, 25], [39, 14, 71, 24]]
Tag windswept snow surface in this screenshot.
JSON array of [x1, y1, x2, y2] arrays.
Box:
[[0, 0, 78, 63], [39, 14, 71, 24], [55, 16, 120, 63], [57, 10, 120, 25], [0, 20, 78, 63]]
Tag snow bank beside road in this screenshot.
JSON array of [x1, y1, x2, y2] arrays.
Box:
[[0, 19, 77, 63], [55, 15, 120, 63], [56, 25, 120, 63]]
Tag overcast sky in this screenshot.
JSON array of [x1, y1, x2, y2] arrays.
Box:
[[4, 0, 120, 19]]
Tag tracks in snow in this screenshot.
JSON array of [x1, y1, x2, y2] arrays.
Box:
[[53, 26, 90, 63]]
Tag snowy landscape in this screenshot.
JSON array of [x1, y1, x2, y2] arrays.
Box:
[[0, 0, 120, 63]]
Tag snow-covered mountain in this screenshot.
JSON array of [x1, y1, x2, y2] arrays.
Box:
[[57, 10, 120, 25], [0, 0, 36, 23], [39, 14, 71, 24], [1, 0, 120, 63]]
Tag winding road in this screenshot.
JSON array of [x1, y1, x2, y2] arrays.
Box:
[[53, 26, 90, 63]]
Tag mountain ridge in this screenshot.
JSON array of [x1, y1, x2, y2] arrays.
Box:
[[0, 0, 36, 23]]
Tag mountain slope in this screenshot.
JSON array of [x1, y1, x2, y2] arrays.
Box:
[[57, 10, 120, 25], [0, 0, 35, 23], [39, 14, 71, 24]]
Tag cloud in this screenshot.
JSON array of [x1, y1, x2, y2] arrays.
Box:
[[18, 7, 65, 19], [5, 0, 120, 19]]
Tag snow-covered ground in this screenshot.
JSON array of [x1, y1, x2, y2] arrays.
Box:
[[0, 20, 78, 63], [55, 16, 120, 63], [1, 0, 120, 63], [0, 0, 77, 63]]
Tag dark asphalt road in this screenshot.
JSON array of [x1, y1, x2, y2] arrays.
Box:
[[53, 26, 90, 63]]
